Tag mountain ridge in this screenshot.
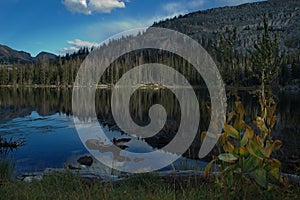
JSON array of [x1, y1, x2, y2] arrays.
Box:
[[153, 0, 300, 52], [1, 0, 299, 64], [0, 44, 57, 65]]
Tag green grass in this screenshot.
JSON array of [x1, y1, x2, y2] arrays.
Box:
[[0, 159, 15, 181], [0, 171, 299, 200]]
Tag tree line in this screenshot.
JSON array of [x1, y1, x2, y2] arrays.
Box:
[[0, 18, 299, 87]]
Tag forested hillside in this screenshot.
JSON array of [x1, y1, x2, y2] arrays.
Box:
[[0, 0, 299, 87]]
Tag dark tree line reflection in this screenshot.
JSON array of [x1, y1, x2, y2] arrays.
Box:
[[0, 87, 299, 172]]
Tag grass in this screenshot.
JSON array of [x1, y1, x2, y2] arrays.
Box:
[[0, 159, 15, 181], [0, 156, 299, 200], [0, 171, 299, 200]]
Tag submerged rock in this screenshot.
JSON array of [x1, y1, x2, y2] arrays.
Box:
[[77, 155, 93, 166]]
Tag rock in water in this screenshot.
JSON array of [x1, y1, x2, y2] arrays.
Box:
[[77, 156, 93, 166]]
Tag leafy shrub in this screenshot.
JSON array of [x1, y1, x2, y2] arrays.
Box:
[[203, 92, 284, 193]]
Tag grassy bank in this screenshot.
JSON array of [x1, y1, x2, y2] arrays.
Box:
[[0, 171, 300, 200]]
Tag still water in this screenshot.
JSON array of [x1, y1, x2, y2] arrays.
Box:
[[0, 87, 299, 174]]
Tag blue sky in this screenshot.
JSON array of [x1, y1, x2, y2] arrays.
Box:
[[0, 0, 264, 56]]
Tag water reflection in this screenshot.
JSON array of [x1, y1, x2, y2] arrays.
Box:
[[0, 87, 299, 173]]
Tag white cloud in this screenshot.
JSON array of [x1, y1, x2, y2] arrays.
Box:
[[89, 0, 125, 13], [84, 18, 153, 40], [61, 16, 155, 55], [61, 39, 99, 54], [62, 0, 126, 14], [62, 46, 80, 54], [68, 39, 99, 48], [62, 0, 91, 14]]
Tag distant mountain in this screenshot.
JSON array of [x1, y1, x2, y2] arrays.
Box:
[[1, 0, 299, 65], [153, 0, 300, 52], [0, 44, 32, 64], [34, 52, 57, 63], [0, 45, 57, 65]]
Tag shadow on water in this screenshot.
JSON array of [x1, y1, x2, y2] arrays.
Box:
[[0, 87, 299, 174]]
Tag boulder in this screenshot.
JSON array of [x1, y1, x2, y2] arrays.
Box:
[[77, 155, 93, 166]]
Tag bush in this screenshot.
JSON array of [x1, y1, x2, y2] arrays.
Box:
[[203, 91, 284, 198]]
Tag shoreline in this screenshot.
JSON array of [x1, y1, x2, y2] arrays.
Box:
[[1, 84, 297, 93], [15, 168, 300, 186], [0, 84, 263, 90]]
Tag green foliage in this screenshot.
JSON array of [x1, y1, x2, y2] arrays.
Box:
[[250, 14, 283, 87], [217, 27, 241, 85], [0, 48, 87, 87], [204, 16, 288, 194], [203, 94, 284, 192], [0, 19, 299, 87], [212, 14, 298, 87]]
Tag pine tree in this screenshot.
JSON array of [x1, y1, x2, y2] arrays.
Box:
[[250, 14, 283, 106], [250, 15, 282, 84], [217, 27, 239, 85]]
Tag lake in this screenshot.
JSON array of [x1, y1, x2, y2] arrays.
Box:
[[0, 87, 299, 175]]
